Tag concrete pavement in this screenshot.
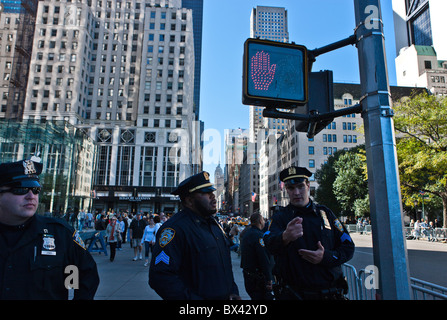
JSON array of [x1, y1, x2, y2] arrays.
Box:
[[91, 242, 250, 300]]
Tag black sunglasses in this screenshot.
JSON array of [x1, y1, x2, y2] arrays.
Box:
[[0, 187, 42, 195]]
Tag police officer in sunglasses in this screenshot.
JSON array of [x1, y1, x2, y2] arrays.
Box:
[[0, 158, 99, 299]]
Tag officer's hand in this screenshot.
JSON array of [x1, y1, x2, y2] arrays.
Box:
[[282, 216, 303, 245], [298, 241, 324, 264]]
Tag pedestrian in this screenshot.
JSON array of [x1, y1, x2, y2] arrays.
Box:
[[106, 216, 121, 262], [129, 212, 146, 261], [141, 217, 159, 266], [78, 209, 86, 231], [87, 211, 93, 229], [0, 158, 99, 299], [149, 171, 240, 300], [264, 166, 355, 300], [240, 213, 274, 300], [117, 215, 125, 249], [122, 212, 129, 243]]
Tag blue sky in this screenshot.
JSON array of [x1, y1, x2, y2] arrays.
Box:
[[199, 0, 397, 177]]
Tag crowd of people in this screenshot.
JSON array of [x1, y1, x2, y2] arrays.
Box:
[[88, 210, 169, 264], [408, 218, 444, 241]]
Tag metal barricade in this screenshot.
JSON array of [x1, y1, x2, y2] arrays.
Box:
[[405, 227, 447, 242], [342, 264, 361, 300], [343, 263, 447, 300], [410, 278, 447, 300]]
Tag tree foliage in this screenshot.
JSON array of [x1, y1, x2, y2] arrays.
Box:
[[393, 92, 447, 227], [315, 145, 369, 218]]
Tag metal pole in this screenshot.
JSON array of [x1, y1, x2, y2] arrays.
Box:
[[354, 0, 411, 299]]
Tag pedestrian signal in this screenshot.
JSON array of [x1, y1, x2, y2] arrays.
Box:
[[243, 38, 309, 108]]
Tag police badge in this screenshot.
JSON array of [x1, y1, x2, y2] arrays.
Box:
[[42, 234, 56, 255], [23, 160, 37, 175]]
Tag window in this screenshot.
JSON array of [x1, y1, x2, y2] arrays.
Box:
[[308, 146, 314, 155]]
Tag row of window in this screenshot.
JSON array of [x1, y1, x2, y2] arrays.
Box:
[[308, 146, 338, 155], [142, 118, 182, 129], [322, 134, 358, 143]]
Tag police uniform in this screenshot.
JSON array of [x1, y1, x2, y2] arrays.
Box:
[[264, 166, 355, 300], [149, 172, 239, 300], [0, 159, 100, 300], [240, 224, 274, 300]]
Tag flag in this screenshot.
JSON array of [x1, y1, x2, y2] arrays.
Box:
[[251, 192, 257, 202]]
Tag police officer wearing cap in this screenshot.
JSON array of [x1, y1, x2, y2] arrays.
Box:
[[0, 158, 100, 300], [149, 171, 240, 300], [264, 166, 355, 300]]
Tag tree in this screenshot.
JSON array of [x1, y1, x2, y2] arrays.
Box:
[[315, 145, 369, 218], [314, 149, 344, 215], [332, 147, 369, 217], [393, 92, 447, 227]]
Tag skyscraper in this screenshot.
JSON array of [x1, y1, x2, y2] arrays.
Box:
[[393, 0, 447, 59], [182, 0, 203, 121], [393, 0, 447, 94], [8, 0, 201, 214]]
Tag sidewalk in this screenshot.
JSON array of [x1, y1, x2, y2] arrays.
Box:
[[91, 242, 250, 300]]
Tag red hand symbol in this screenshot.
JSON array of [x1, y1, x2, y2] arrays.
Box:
[[250, 51, 277, 91]]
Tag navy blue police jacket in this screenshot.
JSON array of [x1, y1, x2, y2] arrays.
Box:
[[240, 225, 273, 281], [264, 200, 355, 291], [149, 208, 239, 300], [0, 214, 99, 300]]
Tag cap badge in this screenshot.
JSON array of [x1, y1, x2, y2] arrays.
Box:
[[23, 160, 37, 175], [203, 172, 209, 180], [288, 167, 296, 175]]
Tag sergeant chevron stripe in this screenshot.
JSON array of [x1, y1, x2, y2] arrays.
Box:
[[155, 251, 170, 265]]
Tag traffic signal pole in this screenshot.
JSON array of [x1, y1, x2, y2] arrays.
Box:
[[354, 0, 411, 299]]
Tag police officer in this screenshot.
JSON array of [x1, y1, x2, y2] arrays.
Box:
[[149, 171, 240, 300], [264, 166, 355, 300], [0, 158, 100, 299], [240, 213, 274, 300]]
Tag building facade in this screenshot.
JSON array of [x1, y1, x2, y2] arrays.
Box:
[[0, 0, 202, 215], [393, 0, 447, 94]]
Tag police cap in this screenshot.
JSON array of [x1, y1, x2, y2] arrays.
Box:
[[0, 159, 43, 188], [171, 171, 216, 198], [280, 166, 312, 185]]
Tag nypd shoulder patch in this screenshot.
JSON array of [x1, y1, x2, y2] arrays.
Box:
[[159, 228, 176, 248], [73, 231, 86, 250], [334, 219, 344, 233]]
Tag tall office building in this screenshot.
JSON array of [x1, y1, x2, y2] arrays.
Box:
[[182, 0, 203, 120], [0, 0, 38, 120], [393, 0, 447, 94], [13, 0, 201, 214], [249, 6, 289, 143]]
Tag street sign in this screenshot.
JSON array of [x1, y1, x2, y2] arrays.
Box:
[[242, 38, 308, 108]]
